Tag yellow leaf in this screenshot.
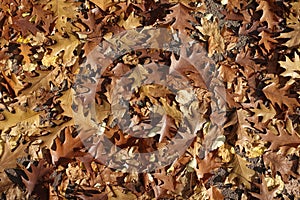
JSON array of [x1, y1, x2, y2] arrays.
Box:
[[16, 35, 31, 44], [118, 12, 142, 30], [246, 145, 265, 158], [218, 144, 233, 163], [42, 54, 58, 67], [47, 33, 80, 66], [0, 107, 40, 134], [89, 0, 114, 11], [228, 154, 255, 189], [57, 89, 75, 118], [47, 0, 80, 33]]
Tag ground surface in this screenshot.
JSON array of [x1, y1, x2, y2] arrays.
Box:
[[0, 0, 300, 199]]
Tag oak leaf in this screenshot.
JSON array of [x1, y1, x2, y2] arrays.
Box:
[[263, 152, 298, 182], [89, 0, 114, 11], [250, 101, 276, 124], [250, 175, 278, 200], [47, 0, 80, 33], [118, 12, 142, 30], [277, 3, 300, 48], [0, 142, 27, 172], [228, 154, 255, 189], [235, 46, 256, 77], [0, 107, 40, 134], [235, 109, 253, 149], [207, 186, 224, 200], [12, 15, 39, 35], [154, 169, 176, 192], [0, 142, 28, 193], [31, 3, 52, 25], [50, 126, 84, 164], [277, 23, 300, 47], [279, 52, 300, 85], [21, 160, 51, 194], [47, 33, 81, 66], [262, 76, 300, 112], [260, 122, 300, 151], [194, 152, 222, 179], [19, 43, 37, 72], [56, 89, 75, 118], [165, 3, 197, 35], [1, 72, 24, 96], [38, 119, 75, 150], [258, 31, 277, 53], [256, 0, 282, 29], [21, 67, 62, 95]]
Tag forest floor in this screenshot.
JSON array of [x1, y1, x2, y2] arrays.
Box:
[[0, 0, 299, 199]]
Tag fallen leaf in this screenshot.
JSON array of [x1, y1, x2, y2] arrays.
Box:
[[228, 154, 255, 189]]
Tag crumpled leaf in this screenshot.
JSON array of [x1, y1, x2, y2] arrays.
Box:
[[196, 17, 225, 56]]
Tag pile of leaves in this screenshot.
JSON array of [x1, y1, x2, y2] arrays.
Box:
[[0, 0, 299, 199]]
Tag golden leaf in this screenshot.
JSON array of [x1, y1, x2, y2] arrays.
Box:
[[228, 154, 255, 189]]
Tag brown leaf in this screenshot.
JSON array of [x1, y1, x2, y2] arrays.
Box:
[[56, 89, 75, 118], [21, 68, 62, 96], [260, 122, 300, 151], [154, 168, 176, 192], [21, 160, 51, 194], [157, 114, 177, 143], [50, 126, 84, 164], [165, 3, 197, 34], [13, 15, 39, 35], [279, 52, 300, 86], [235, 46, 256, 77], [262, 76, 300, 112], [0, 142, 28, 192], [250, 175, 278, 200], [1, 72, 25, 96], [258, 31, 277, 53], [257, 0, 282, 29], [196, 18, 225, 56], [89, 0, 115, 11], [118, 12, 142, 29], [0, 142, 27, 172], [250, 101, 276, 124], [194, 152, 222, 179], [263, 152, 298, 182], [207, 186, 224, 200]]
